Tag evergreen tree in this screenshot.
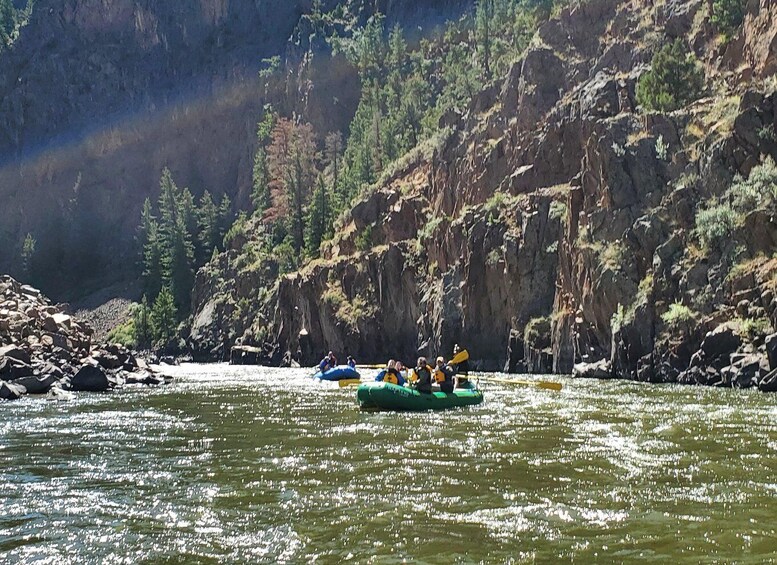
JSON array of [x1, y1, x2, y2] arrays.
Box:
[[267, 119, 318, 253], [476, 0, 494, 80], [21, 232, 35, 277], [0, 0, 15, 49], [156, 168, 195, 313], [636, 39, 705, 112], [251, 108, 275, 216], [305, 175, 329, 258], [139, 198, 164, 299], [218, 194, 233, 246], [196, 191, 219, 263], [151, 287, 177, 344], [133, 295, 153, 349]]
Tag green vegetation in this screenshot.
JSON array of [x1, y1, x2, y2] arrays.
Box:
[[661, 302, 698, 331], [737, 316, 772, 340], [20, 233, 35, 277], [150, 287, 178, 344], [525, 316, 551, 349], [0, 0, 33, 52], [105, 294, 171, 349], [107, 318, 136, 348], [355, 225, 373, 252], [636, 39, 704, 112], [695, 157, 777, 250], [138, 169, 233, 315], [694, 203, 737, 250], [710, 0, 745, 40]]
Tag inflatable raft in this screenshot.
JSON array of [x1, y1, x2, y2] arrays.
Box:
[[356, 382, 483, 411], [314, 365, 361, 382]]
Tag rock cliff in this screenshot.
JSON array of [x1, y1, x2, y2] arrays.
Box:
[[189, 0, 777, 391], [0, 0, 469, 298]]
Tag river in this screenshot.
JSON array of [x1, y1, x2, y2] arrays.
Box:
[[1, 364, 776, 563]]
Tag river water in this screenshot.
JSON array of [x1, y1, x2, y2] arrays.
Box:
[[1, 363, 776, 563]]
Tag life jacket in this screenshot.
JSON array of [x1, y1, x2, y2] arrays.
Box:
[[383, 369, 399, 385], [433, 365, 452, 384]]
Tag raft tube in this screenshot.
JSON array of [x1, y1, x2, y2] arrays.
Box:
[[356, 382, 483, 411], [314, 365, 361, 381]]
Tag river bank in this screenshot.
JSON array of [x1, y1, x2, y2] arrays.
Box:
[[1, 363, 775, 562], [0, 275, 169, 401]]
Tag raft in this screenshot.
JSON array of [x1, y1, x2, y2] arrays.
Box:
[[314, 365, 361, 382], [356, 382, 483, 411]]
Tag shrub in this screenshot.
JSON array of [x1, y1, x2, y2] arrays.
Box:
[[355, 224, 373, 252], [636, 39, 704, 112], [737, 317, 772, 340], [729, 157, 777, 209], [484, 191, 508, 220], [655, 134, 669, 161], [549, 200, 567, 222], [661, 302, 698, 331], [524, 316, 551, 349], [711, 0, 745, 39], [108, 319, 136, 348], [694, 202, 737, 250]]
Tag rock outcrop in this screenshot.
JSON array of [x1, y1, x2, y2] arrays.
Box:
[[186, 0, 777, 394], [0, 275, 168, 400]]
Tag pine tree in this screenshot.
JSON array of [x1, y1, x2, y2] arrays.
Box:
[[267, 119, 318, 253], [476, 0, 494, 80], [305, 175, 329, 258], [196, 191, 219, 263], [151, 287, 177, 344], [252, 109, 275, 216], [0, 0, 15, 49], [218, 194, 233, 246], [156, 168, 195, 313], [133, 295, 153, 348], [21, 232, 35, 277], [140, 201, 165, 300]]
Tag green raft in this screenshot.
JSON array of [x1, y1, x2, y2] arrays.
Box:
[[356, 382, 483, 411]]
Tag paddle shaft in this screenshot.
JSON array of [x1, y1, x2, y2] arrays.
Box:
[[476, 375, 562, 391]]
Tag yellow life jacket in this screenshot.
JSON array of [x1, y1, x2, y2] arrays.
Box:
[[383, 372, 399, 384], [408, 369, 418, 383], [433, 368, 445, 384]]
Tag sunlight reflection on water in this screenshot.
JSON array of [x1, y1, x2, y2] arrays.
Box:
[[1, 363, 776, 562]]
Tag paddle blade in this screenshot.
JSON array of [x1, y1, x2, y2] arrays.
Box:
[[538, 381, 563, 391], [338, 378, 362, 387], [451, 349, 469, 365]]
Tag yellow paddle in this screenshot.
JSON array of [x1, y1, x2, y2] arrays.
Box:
[[476, 375, 562, 391], [338, 378, 362, 387], [450, 349, 469, 365]]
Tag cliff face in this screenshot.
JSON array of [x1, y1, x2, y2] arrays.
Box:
[[0, 0, 469, 298], [190, 0, 777, 389]]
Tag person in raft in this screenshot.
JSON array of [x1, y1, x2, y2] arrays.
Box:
[[452, 343, 470, 389], [433, 356, 455, 393], [413, 357, 433, 394], [375, 360, 406, 386], [319, 351, 337, 372], [347, 355, 356, 368]]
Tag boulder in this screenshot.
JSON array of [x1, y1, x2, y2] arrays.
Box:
[[0, 356, 34, 380], [700, 325, 741, 359], [10, 374, 58, 394], [0, 381, 26, 400], [765, 333, 777, 370], [94, 352, 122, 370], [759, 368, 777, 392], [69, 365, 116, 392], [573, 359, 613, 379], [0, 344, 31, 365]]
